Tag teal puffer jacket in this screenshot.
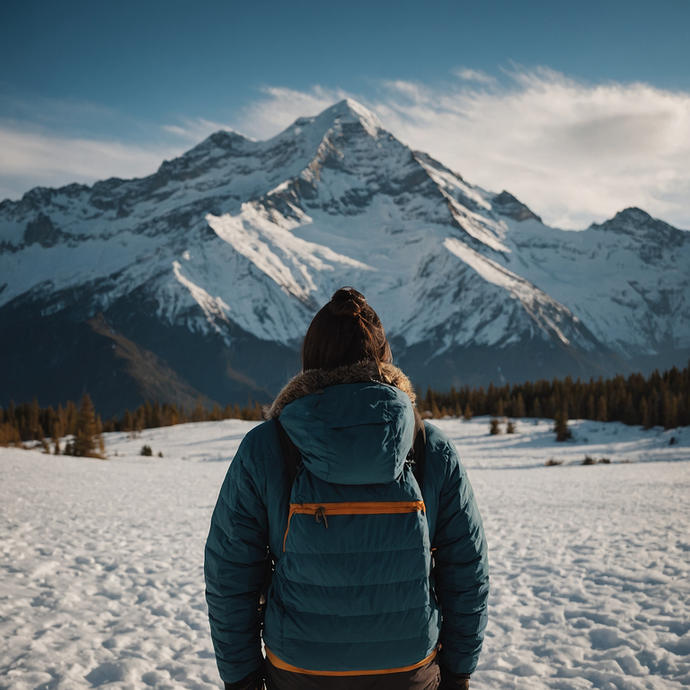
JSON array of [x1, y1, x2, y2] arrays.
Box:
[[204, 363, 489, 684]]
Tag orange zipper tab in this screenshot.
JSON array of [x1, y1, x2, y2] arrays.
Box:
[[283, 500, 425, 552]]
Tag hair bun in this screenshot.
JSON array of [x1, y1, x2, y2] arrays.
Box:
[[329, 287, 366, 317]]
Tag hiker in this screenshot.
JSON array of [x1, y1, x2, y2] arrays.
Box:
[[205, 287, 489, 690]]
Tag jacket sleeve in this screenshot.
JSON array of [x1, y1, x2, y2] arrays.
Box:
[[204, 437, 269, 684], [432, 436, 489, 675]]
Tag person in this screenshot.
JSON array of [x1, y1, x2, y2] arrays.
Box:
[[205, 287, 489, 690]]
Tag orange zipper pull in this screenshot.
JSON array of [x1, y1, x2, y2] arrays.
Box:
[[315, 506, 329, 529]]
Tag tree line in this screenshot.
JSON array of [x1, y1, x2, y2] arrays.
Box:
[[0, 392, 105, 456], [416, 362, 690, 430], [0, 393, 264, 450], [2, 362, 688, 451]]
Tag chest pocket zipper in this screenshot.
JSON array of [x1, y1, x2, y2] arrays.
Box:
[[283, 501, 425, 552]]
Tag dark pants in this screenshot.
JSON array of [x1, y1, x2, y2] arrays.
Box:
[[265, 657, 441, 690]]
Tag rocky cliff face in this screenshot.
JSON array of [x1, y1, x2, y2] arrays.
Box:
[[1, 99, 688, 415]]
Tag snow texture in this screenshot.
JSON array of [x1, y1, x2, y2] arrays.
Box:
[[1, 417, 689, 689], [2, 100, 688, 359]]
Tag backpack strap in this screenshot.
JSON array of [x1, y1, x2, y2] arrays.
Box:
[[274, 418, 302, 484], [412, 409, 427, 489]]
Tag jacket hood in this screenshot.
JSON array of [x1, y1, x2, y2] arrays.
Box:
[[266, 362, 416, 485]]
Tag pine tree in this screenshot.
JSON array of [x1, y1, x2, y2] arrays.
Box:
[[514, 393, 526, 419], [587, 394, 596, 420], [678, 395, 689, 427], [554, 404, 572, 442], [193, 396, 205, 423], [122, 409, 133, 431], [65, 400, 77, 436], [463, 404, 473, 421], [489, 418, 501, 435], [0, 422, 22, 447], [664, 393, 678, 430], [531, 398, 541, 418], [640, 397, 651, 429], [134, 407, 145, 433], [151, 401, 161, 428], [144, 400, 154, 428], [649, 389, 659, 427], [7, 400, 17, 429], [252, 401, 264, 421], [95, 414, 105, 456], [622, 393, 638, 426], [73, 393, 103, 457], [596, 395, 607, 423], [28, 396, 40, 441]]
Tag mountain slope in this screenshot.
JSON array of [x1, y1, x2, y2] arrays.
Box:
[[1, 99, 688, 413]]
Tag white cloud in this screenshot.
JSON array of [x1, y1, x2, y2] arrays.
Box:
[[237, 70, 690, 230], [162, 117, 243, 143], [0, 94, 219, 201], [0, 125, 183, 201], [234, 85, 349, 139], [452, 67, 496, 85], [2, 71, 690, 230], [375, 69, 690, 229]]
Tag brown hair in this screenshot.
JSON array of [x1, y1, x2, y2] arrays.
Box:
[[301, 287, 392, 371]]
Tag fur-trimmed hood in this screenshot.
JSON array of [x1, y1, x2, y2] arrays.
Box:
[[265, 361, 416, 420], [266, 361, 417, 485]]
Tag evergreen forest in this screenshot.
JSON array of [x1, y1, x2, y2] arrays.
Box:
[[1, 363, 688, 451]]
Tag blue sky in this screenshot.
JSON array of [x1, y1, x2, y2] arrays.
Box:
[[2, 0, 690, 229]]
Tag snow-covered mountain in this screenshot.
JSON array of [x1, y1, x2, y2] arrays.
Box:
[[1, 99, 688, 415]]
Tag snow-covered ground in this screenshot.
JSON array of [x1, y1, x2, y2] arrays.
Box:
[[1, 417, 689, 689]]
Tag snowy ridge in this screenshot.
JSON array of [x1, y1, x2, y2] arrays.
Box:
[[1, 98, 689, 396], [442, 238, 590, 349], [490, 208, 690, 356]]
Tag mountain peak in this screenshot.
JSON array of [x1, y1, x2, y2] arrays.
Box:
[[183, 129, 253, 157], [291, 99, 383, 138], [612, 207, 652, 225], [491, 191, 542, 223], [589, 207, 687, 246]]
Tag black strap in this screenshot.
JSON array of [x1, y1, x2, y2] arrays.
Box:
[[274, 418, 302, 484], [412, 409, 427, 488]]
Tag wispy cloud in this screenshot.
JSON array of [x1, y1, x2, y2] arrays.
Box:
[[234, 85, 349, 139], [162, 117, 241, 143], [238, 70, 690, 230], [0, 124, 179, 201], [2, 71, 690, 230], [452, 67, 496, 85]]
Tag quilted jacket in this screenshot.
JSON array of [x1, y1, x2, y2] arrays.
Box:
[[204, 362, 489, 684]]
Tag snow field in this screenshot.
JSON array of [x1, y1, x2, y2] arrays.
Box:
[[1, 417, 688, 689], [471, 462, 690, 689]]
